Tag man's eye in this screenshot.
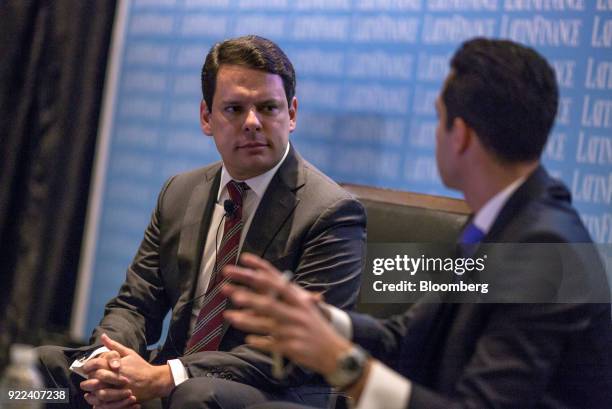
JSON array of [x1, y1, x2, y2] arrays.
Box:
[[262, 105, 279, 113], [225, 106, 241, 113]]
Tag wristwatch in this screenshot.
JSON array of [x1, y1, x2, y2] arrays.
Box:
[[325, 345, 370, 390]]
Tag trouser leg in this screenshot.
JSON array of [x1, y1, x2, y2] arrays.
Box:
[[36, 345, 91, 409], [247, 404, 318, 409], [167, 377, 328, 409]]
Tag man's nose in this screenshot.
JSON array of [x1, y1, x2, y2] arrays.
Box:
[[243, 108, 262, 133]]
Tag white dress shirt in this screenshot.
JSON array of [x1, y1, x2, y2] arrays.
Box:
[[330, 175, 527, 409]]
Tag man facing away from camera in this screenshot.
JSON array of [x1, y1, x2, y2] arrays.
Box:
[[37, 35, 366, 409], [223, 38, 612, 409]]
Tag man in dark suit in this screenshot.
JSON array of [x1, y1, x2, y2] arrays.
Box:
[[37, 36, 365, 409], [222, 38, 612, 409]]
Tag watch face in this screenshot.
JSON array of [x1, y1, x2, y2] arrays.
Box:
[[344, 356, 360, 372], [326, 346, 369, 389]]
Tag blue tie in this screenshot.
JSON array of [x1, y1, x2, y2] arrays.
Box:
[[460, 222, 485, 244], [455, 223, 486, 297]]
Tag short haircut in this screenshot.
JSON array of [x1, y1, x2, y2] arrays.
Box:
[[442, 38, 559, 162], [201, 35, 296, 110]]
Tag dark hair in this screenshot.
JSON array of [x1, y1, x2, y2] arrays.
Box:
[[442, 38, 559, 162], [201, 35, 296, 110]]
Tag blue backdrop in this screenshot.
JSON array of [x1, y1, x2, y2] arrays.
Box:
[[73, 0, 612, 339]]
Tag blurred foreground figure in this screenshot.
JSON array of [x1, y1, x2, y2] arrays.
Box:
[[224, 38, 612, 409]]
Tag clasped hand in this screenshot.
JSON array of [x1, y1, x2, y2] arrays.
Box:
[[80, 334, 173, 409]]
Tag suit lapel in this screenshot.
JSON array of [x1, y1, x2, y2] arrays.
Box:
[[173, 165, 221, 351], [178, 165, 222, 283], [241, 145, 304, 259]]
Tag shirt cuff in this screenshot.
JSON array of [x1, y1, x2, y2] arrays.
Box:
[[69, 346, 110, 379], [355, 361, 411, 409], [167, 359, 189, 386], [324, 304, 353, 340]]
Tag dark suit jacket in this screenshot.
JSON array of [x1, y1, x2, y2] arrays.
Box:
[[91, 145, 366, 391], [350, 167, 612, 409]]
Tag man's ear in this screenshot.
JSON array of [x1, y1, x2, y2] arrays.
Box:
[[450, 117, 471, 155], [288, 97, 298, 133], [200, 100, 213, 136]]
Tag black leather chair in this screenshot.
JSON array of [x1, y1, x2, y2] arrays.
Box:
[[341, 183, 470, 318]]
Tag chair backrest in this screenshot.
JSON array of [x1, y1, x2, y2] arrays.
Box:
[[341, 183, 471, 317]]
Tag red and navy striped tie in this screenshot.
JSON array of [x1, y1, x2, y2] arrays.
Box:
[[185, 180, 249, 354]]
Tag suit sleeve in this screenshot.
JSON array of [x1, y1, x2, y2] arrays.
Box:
[[292, 196, 366, 310], [352, 303, 608, 409], [89, 177, 175, 356], [351, 297, 443, 363], [180, 196, 367, 388]]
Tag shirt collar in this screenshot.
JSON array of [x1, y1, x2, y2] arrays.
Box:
[[218, 142, 290, 201], [472, 175, 527, 234]]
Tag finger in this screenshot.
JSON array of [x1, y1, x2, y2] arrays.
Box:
[[239, 252, 280, 274], [84, 392, 100, 406], [222, 265, 272, 294], [275, 278, 311, 307], [224, 254, 289, 293], [101, 334, 132, 358], [224, 263, 311, 312], [236, 285, 312, 321], [224, 310, 277, 335], [94, 387, 133, 403], [83, 357, 112, 373], [91, 369, 129, 387], [232, 289, 311, 329], [81, 378, 106, 392], [223, 263, 301, 306], [222, 281, 289, 302], [235, 255, 309, 307], [96, 395, 139, 409], [229, 288, 285, 318], [245, 334, 277, 352], [100, 351, 122, 371], [221, 282, 242, 297], [310, 292, 324, 303]]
